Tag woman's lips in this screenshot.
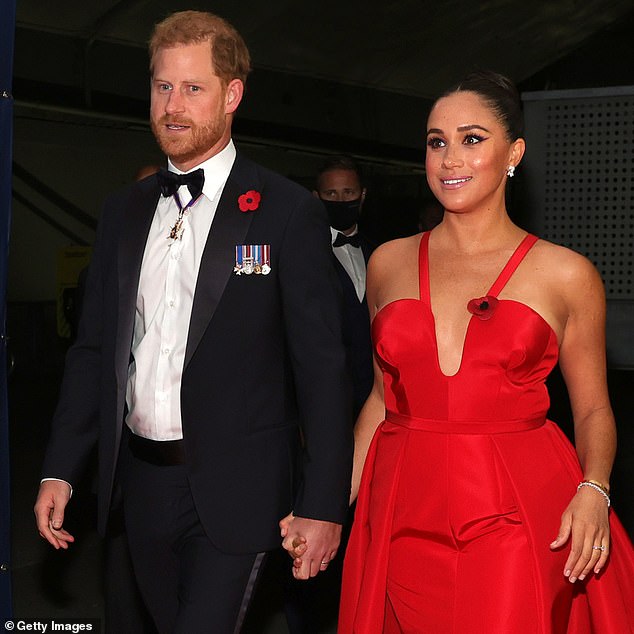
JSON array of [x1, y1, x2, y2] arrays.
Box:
[[440, 176, 472, 189]]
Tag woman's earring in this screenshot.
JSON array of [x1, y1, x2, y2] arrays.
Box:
[[506, 165, 515, 178]]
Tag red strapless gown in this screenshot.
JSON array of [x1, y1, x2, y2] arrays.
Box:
[[339, 232, 634, 633]]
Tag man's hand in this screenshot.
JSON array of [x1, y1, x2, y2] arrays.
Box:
[[281, 515, 341, 580], [34, 480, 75, 550]]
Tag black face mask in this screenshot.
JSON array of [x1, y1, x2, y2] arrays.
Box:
[[322, 198, 362, 232]]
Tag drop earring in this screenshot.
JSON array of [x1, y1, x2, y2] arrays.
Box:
[[506, 165, 515, 178]]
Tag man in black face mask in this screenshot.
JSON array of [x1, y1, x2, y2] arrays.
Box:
[[315, 156, 365, 234], [313, 154, 375, 419]]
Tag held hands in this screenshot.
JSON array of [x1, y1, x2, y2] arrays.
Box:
[[549, 484, 610, 583], [34, 480, 75, 550], [280, 513, 341, 580]]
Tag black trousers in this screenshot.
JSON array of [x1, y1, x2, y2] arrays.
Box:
[[121, 451, 265, 634], [104, 504, 157, 633]]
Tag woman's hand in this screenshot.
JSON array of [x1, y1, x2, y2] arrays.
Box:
[[550, 485, 610, 582], [279, 512, 307, 559]]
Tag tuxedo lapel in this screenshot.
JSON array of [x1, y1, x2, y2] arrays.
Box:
[[110, 181, 159, 476], [116, 183, 159, 385], [361, 239, 373, 265], [184, 156, 259, 368], [333, 256, 357, 296]]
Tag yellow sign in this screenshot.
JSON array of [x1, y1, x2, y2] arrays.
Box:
[[56, 246, 93, 339]]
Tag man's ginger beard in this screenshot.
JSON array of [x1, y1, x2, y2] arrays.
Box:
[[151, 94, 227, 166]]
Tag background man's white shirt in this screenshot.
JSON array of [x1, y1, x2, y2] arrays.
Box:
[[331, 226, 366, 302]]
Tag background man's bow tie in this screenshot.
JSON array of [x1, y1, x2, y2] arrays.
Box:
[[333, 232, 361, 248], [157, 168, 205, 200]]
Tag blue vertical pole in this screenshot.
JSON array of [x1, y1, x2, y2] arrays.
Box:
[[0, 0, 17, 622]]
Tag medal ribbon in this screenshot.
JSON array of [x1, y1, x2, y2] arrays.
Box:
[[168, 191, 202, 240]]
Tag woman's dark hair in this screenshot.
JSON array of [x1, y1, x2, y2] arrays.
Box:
[[439, 70, 524, 141]]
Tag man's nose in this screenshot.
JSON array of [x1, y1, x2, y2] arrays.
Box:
[[165, 90, 185, 114]]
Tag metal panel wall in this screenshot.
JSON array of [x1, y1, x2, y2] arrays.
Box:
[[521, 86, 634, 369]]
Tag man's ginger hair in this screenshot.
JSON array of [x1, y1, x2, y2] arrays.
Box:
[[149, 10, 251, 86]]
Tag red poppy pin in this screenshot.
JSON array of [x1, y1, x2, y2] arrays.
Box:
[[467, 295, 499, 320], [238, 190, 261, 212]]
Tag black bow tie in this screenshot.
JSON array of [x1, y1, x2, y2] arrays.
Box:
[[333, 232, 361, 248], [157, 168, 205, 200]]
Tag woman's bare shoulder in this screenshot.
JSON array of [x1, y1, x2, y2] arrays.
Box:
[[369, 234, 421, 269], [531, 237, 603, 293], [533, 237, 599, 272], [366, 234, 422, 307]]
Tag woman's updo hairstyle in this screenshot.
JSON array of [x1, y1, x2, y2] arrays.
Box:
[[438, 69, 524, 142]]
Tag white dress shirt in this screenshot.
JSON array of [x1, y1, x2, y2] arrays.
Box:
[[125, 141, 236, 440], [331, 226, 366, 302]]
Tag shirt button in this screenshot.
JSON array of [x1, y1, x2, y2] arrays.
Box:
[[162, 348, 170, 355], [168, 300, 175, 308]]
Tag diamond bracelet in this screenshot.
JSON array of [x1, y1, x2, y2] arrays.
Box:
[[577, 480, 611, 507]]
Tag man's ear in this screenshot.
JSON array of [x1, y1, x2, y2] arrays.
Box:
[[225, 79, 244, 114]]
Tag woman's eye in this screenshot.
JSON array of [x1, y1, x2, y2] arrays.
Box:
[[464, 134, 485, 145], [427, 137, 445, 149]]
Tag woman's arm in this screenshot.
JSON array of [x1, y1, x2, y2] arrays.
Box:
[[350, 356, 385, 503], [549, 253, 616, 583]]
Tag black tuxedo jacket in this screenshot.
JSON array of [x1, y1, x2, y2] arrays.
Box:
[[42, 151, 353, 554], [333, 234, 375, 416]]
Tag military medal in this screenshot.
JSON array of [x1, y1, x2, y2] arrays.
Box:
[[167, 191, 201, 241], [234, 244, 271, 275]]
